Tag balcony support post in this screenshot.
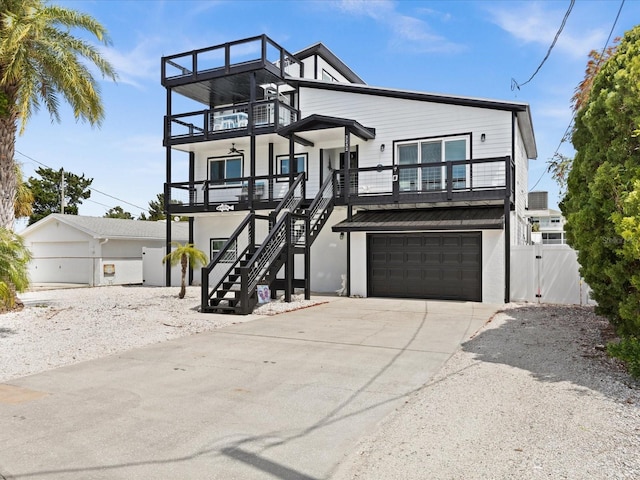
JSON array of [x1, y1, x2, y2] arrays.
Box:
[[343, 128, 351, 203], [249, 133, 256, 210], [285, 214, 293, 303], [268, 142, 274, 202], [288, 134, 295, 186], [446, 162, 453, 200], [165, 86, 173, 287]]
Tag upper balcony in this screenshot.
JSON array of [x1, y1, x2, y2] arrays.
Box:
[[162, 35, 303, 146], [161, 35, 302, 106]]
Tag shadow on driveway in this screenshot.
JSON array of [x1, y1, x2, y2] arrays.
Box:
[[461, 304, 638, 400]]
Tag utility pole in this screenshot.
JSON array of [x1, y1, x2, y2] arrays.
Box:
[[60, 168, 65, 214]]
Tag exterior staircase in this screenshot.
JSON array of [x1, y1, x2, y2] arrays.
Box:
[[201, 173, 335, 314]]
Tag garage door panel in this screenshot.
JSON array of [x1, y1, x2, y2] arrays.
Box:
[[405, 252, 421, 263], [368, 232, 481, 301]]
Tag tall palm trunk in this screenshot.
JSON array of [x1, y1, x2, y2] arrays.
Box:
[[180, 253, 187, 299], [0, 81, 19, 231]]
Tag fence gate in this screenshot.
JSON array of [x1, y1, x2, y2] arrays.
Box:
[[510, 244, 592, 305]]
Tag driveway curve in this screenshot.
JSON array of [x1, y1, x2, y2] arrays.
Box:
[[0, 297, 498, 480]]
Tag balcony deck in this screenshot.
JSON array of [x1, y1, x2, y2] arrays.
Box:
[[164, 100, 299, 146], [161, 35, 303, 106], [166, 157, 514, 214]]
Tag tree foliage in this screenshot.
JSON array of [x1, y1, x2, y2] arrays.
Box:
[[142, 193, 187, 222], [561, 25, 640, 340], [0, 0, 117, 229], [146, 193, 166, 221], [162, 242, 207, 299], [548, 40, 620, 190], [0, 227, 31, 310], [26, 167, 92, 224], [104, 206, 133, 219]]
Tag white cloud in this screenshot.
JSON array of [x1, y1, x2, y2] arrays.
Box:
[[488, 2, 606, 60], [100, 37, 162, 88], [335, 0, 465, 54]]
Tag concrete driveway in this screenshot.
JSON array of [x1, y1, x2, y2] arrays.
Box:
[[0, 297, 498, 480]]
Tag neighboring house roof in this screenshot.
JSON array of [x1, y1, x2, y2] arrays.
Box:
[[294, 79, 538, 159], [294, 42, 366, 85], [21, 214, 189, 242], [527, 208, 563, 217]]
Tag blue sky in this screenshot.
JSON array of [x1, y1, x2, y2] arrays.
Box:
[[14, 0, 638, 227]]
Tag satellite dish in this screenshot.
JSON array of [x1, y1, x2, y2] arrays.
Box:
[[174, 216, 180, 222]]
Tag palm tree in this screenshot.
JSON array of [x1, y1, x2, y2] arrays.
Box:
[[0, 0, 117, 230], [14, 163, 33, 220], [162, 242, 208, 299], [0, 227, 31, 310]]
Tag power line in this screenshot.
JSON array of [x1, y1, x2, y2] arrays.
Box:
[[529, 0, 626, 192], [14, 148, 148, 213], [512, 0, 575, 91]]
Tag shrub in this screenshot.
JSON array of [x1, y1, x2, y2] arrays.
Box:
[[607, 336, 640, 379]]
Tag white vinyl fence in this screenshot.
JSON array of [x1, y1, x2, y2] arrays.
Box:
[[511, 244, 593, 305]]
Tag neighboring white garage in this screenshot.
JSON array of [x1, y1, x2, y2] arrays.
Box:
[[20, 214, 188, 286]]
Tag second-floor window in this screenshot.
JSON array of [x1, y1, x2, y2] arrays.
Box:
[[277, 153, 307, 180], [396, 136, 469, 192], [209, 156, 243, 186]]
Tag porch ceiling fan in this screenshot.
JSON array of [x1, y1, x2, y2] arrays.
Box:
[[228, 143, 244, 155]]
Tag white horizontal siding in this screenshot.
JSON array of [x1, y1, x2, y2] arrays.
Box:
[[300, 87, 514, 169]]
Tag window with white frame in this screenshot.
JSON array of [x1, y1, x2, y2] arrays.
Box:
[[210, 238, 237, 262], [396, 136, 469, 191], [209, 156, 243, 186], [276, 153, 307, 180]]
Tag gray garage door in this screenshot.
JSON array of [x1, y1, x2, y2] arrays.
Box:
[[368, 232, 482, 301]]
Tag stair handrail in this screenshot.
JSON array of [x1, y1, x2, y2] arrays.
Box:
[[306, 173, 335, 233], [271, 172, 305, 220], [240, 211, 290, 294], [201, 213, 255, 309]]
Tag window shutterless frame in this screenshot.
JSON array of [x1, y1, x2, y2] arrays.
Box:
[[208, 155, 243, 186], [275, 153, 308, 181], [395, 134, 470, 192]]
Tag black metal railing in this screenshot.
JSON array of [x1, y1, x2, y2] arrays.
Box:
[[334, 156, 513, 204], [162, 34, 303, 85], [201, 173, 306, 313], [165, 100, 299, 143], [171, 157, 513, 214]]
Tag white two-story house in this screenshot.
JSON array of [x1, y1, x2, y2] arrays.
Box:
[[161, 35, 537, 314]]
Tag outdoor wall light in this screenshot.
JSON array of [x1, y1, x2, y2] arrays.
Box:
[[340, 232, 345, 240], [380, 143, 385, 152], [481, 133, 486, 142]]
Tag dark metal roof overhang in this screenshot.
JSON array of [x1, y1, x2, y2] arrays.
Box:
[[278, 114, 376, 146], [332, 207, 505, 232]]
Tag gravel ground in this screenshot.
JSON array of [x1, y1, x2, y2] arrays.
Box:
[[334, 304, 640, 480], [0, 285, 323, 383], [2, 288, 639, 479]]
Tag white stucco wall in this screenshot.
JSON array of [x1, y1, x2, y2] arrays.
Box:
[[349, 232, 368, 297]]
